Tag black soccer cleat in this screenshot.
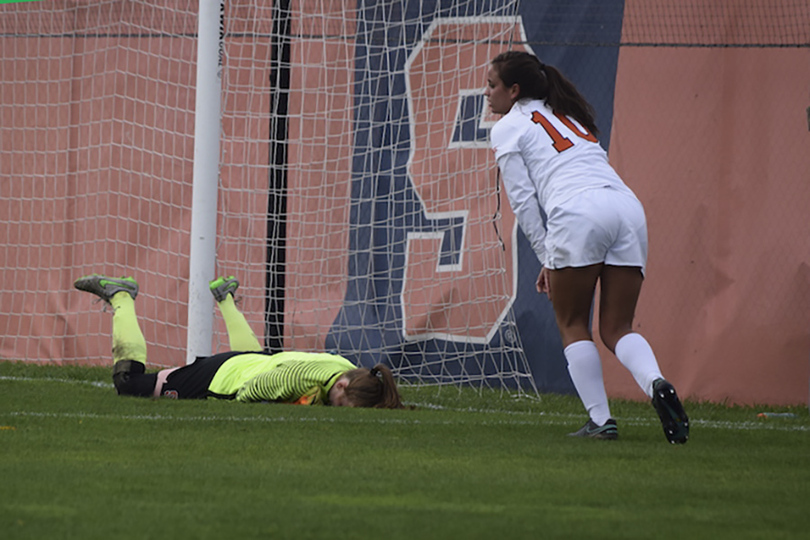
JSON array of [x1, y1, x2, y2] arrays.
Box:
[[652, 378, 689, 444], [568, 418, 618, 440]]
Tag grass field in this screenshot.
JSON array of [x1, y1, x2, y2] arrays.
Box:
[[1, 361, 808, 540]]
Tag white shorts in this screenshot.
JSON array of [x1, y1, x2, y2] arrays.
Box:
[[544, 186, 648, 274]]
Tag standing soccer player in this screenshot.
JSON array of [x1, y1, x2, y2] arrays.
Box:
[[485, 51, 688, 443]]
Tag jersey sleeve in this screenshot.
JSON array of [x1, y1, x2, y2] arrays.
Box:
[[497, 152, 548, 267], [234, 366, 313, 403], [490, 117, 521, 161]]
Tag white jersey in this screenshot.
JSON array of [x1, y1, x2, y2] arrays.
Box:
[[489, 98, 636, 266]]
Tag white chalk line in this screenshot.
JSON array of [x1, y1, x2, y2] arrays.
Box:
[[2, 409, 808, 433], [2, 376, 808, 432]]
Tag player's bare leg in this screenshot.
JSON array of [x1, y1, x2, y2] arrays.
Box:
[[599, 265, 689, 443], [547, 264, 616, 437]]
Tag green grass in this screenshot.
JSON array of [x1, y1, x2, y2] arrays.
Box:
[[1, 362, 808, 540]]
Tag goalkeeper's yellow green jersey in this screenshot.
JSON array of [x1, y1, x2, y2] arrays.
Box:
[[207, 351, 356, 404]]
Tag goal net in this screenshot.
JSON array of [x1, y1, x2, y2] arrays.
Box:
[[0, 0, 535, 392]]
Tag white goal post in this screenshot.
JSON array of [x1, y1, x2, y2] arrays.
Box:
[[186, 0, 224, 364]]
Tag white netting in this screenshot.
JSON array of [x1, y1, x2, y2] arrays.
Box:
[[0, 0, 535, 392]]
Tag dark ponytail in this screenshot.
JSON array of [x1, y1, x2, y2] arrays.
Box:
[[342, 363, 404, 409], [491, 51, 599, 136]]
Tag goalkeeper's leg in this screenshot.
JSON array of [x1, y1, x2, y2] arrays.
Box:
[[109, 289, 157, 396], [210, 276, 262, 352], [74, 275, 156, 396]]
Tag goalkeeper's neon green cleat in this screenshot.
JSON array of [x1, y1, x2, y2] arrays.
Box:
[[74, 274, 138, 302], [209, 276, 239, 302]]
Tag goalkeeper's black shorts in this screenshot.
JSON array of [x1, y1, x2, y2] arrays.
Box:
[[158, 352, 241, 399]]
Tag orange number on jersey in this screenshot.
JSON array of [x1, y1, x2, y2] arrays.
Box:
[[531, 110, 597, 153]]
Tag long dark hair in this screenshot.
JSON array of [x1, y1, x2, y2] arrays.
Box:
[[342, 363, 404, 409], [491, 51, 599, 136]]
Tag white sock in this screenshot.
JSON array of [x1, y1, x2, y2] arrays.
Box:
[[564, 340, 611, 426], [614, 333, 663, 398]]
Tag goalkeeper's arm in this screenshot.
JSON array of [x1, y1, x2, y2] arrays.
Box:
[[234, 368, 321, 404]]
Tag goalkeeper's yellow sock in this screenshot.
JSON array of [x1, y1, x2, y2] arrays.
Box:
[[109, 291, 147, 366], [217, 294, 262, 352]]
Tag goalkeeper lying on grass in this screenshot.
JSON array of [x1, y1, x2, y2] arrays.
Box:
[[74, 274, 404, 409]]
